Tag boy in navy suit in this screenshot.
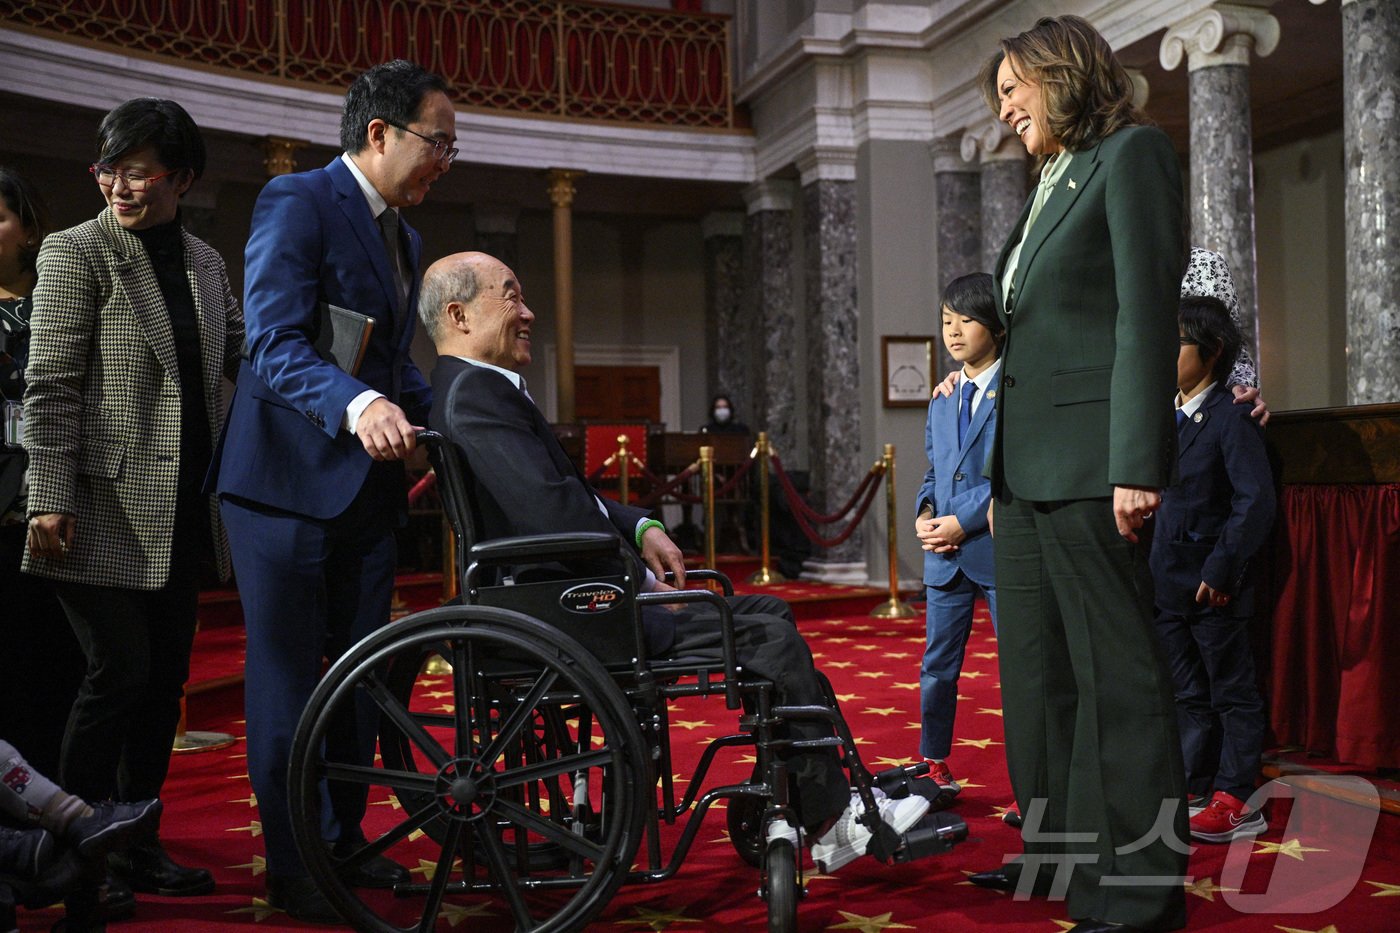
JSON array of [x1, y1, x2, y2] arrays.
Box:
[[914, 273, 1003, 804], [1151, 295, 1276, 843]]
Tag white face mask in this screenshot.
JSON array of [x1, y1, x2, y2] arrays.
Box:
[[713, 406, 731, 423]]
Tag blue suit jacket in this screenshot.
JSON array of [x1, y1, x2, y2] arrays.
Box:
[[916, 370, 999, 588], [1149, 388, 1276, 616], [210, 157, 431, 518]]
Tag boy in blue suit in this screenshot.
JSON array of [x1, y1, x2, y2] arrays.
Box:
[[1151, 295, 1275, 843], [914, 273, 1002, 801]]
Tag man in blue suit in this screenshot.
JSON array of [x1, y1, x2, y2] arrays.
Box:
[[914, 273, 1002, 799], [209, 60, 456, 922]]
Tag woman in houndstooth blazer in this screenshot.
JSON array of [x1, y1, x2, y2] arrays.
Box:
[[21, 99, 243, 899]]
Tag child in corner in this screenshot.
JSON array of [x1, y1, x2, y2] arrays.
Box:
[[913, 273, 1007, 815], [1151, 294, 1276, 843]]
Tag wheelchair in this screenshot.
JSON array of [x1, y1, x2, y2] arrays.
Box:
[[288, 431, 967, 932]]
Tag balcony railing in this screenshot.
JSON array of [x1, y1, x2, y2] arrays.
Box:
[[11, 0, 736, 129]]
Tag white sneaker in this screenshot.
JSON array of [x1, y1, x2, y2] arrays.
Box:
[[809, 793, 930, 873]]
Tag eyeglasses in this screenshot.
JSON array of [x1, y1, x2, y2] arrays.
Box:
[[387, 123, 458, 165], [90, 164, 179, 192]]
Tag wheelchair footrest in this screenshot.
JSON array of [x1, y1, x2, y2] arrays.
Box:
[[892, 810, 969, 863], [872, 762, 929, 797]]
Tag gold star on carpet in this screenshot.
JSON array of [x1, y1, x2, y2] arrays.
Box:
[[988, 805, 1016, 821], [882, 651, 912, 659], [1253, 838, 1328, 861], [229, 793, 258, 807], [852, 644, 880, 651], [735, 753, 758, 765], [1051, 923, 1077, 931], [227, 820, 262, 838], [826, 909, 915, 932], [670, 773, 690, 784], [971, 651, 998, 660], [976, 707, 1003, 717], [825, 661, 856, 669], [225, 773, 250, 781], [419, 677, 446, 686], [617, 904, 705, 929], [591, 735, 606, 746], [863, 707, 901, 717], [1184, 877, 1238, 901], [959, 670, 986, 678], [408, 828, 426, 842], [873, 756, 914, 768], [835, 693, 863, 703], [672, 719, 712, 730], [1365, 880, 1400, 896], [855, 671, 886, 679], [811, 651, 826, 659], [953, 738, 1001, 749], [905, 721, 921, 729], [410, 856, 461, 881], [435, 703, 455, 713], [371, 794, 402, 810], [846, 624, 877, 632], [438, 902, 497, 926], [1274, 926, 1340, 933], [228, 854, 267, 876], [825, 636, 853, 644], [226, 896, 280, 921], [890, 683, 919, 691], [423, 689, 454, 699], [709, 829, 733, 844]]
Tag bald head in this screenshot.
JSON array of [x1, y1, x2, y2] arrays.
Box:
[[419, 251, 533, 370]]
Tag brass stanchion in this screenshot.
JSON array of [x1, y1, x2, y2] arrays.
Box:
[[616, 434, 631, 506], [700, 445, 717, 570], [748, 432, 786, 584], [424, 512, 457, 676], [871, 443, 916, 619]]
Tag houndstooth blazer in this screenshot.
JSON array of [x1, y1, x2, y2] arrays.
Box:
[[21, 208, 244, 590]]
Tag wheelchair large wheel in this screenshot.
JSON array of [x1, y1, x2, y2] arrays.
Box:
[[289, 605, 649, 932]]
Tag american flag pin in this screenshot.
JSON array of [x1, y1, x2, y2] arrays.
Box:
[[1067, 179, 1077, 189]]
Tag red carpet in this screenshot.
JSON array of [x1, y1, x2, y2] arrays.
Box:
[[16, 595, 1400, 931]]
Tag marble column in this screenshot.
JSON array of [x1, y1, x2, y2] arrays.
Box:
[[546, 169, 583, 423], [701, 211, 748, 420], [742, 180, 798, 459], [1162, 2, 1280, 375], [931, 136, 980, 375], [801, 174, 863, 570], [1338, 0, 1400, 403], [963, 122, 1030, 276]]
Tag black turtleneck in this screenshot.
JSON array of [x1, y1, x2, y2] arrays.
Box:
[[132, 218, 209, 492]]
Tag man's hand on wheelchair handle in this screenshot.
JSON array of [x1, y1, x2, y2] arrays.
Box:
[[641, 525, 686, 590]]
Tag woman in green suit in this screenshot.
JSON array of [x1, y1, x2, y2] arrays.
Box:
[[964, 17, 1189, 933]]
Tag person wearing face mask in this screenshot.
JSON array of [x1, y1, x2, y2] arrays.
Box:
[[22, 98, 245, 905], [700, 393, 750, 435], [962, 16, 1189, 933]]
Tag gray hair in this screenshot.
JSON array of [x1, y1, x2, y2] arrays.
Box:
[[418, 257, 481, 343]]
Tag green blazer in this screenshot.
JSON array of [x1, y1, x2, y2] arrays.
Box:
[[990, 125, 1184, 502]]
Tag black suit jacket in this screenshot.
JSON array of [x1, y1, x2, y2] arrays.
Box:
[[427, 356, 674, 651], [1149, 388, 1276, 616]]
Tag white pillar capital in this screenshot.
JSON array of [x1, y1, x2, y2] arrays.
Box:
[[930, 135, 976, 174], [796, 148, 858, 187], [1160, 2, 1281, 72], [959, 120, 1021, 164], [744, 178, 796, 214], [1124, 67, 1151, 111]]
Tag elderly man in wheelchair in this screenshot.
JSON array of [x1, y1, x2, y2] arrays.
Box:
[[285, 252, 965, 932]]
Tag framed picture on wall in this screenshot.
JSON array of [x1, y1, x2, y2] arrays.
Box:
[[882, 335, 935, 408]]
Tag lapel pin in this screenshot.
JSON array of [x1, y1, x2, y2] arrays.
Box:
[[1193, 411, 1203, 423], [1067, 179, 1077, 190], [986, 390, 996, 400]]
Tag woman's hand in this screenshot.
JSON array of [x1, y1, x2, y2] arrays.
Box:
[[28, 512, 76, 560], [932, 370, 960, 399], [1231, 384, 1270, 426], [1112, 486, 1160, 544]]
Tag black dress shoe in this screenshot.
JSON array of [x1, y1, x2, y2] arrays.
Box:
[[65, 800, 162, 860], [266, 874, 340, 925], [330, 841, 409, 889], [966, 866, 1054, 897], [95, 876, 134, 921], [1069, 921, 1144, 933], [108, 841, 214, 897]]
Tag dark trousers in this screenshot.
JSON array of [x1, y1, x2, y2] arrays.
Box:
[[0, 524, 84, 776], [221, 475, 398, 878], [665, 594, 849, 833], [1153, 604, 1264, 802], [53, 493, 206, 806], [995, 494, 1187, 931]]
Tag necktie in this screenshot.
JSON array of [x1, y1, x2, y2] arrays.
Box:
[[1176, 408, 1188, 429], [378, 208, 407, 315], [958, 379, 978, 446]]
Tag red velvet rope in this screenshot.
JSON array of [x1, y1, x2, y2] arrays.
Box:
[[770, 452, 883, 523], [784, 466, 886, 548]]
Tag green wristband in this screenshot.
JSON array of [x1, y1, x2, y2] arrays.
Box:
[[636, 519, 665, 548]]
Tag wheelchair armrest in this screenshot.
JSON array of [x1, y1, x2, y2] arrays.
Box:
[[469, 532, 621, 565], [637, 587, 742, 710], [664, 568, 734, 596]]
